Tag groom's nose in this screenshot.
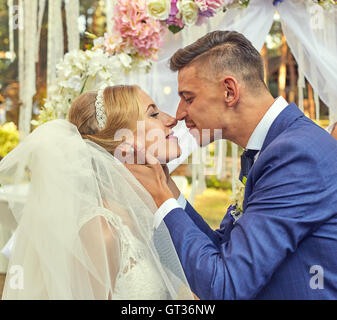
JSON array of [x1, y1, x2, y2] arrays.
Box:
[[176, 99, 188, 122], [159, 111, 178, 129]]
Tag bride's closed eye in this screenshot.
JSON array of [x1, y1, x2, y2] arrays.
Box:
[[151, 112, 159, 118]]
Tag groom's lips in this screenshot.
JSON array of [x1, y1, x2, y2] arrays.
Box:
[[186, 123, 197, 131]]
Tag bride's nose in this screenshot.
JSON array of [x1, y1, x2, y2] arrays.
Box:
[[159, 111, 178, 129]]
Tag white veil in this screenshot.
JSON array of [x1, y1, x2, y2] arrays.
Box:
[[0, 120, 193, 300]]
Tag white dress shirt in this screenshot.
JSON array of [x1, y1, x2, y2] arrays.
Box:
[[326, 122, 337, 135], [153, 96, 289, 229]]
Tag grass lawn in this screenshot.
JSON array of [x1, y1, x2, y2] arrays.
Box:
[[183, 187, 232, 229]]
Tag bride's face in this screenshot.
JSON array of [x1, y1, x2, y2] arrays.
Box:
[[137, 89, 182, 163]]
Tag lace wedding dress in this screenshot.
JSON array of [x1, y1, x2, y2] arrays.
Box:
[[0, 120, 193, 300], [80, 208, 171, 300]]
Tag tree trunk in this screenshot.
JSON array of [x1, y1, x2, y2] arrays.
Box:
[[278, 34, 287, 99], [288, 50, 297, 103], [261, 43, 269, 88], [307, 82, 315, 120]]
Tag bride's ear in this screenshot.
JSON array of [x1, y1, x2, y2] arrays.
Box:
[[118, 142, 135, 154], [113, 142, 137, 164]]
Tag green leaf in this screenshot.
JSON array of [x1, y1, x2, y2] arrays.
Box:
[[168, 25, 184, 34]]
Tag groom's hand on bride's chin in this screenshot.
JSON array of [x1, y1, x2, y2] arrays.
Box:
[[161, 164, 181, 200], [124, 150, 174, 208]]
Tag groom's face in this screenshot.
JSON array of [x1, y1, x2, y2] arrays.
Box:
[[176, 66, 227, 146]]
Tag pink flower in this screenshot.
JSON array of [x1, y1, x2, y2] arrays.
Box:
[[165, 0, 184, 27], [113, 0, 164, 60], [195, 0, 224, 17]]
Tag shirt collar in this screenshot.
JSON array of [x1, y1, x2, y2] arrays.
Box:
[[246, 96, 289, 151]]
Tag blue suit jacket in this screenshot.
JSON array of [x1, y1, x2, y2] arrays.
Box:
[[164, 103, 337, 299]]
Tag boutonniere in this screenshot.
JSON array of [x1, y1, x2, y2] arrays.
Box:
[[229, 179, 246, 224]]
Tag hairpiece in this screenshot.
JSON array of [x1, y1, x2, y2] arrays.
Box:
[[95, 88, 107, 130]]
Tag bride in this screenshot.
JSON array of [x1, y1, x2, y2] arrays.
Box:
[[0, 85, 194, 300]]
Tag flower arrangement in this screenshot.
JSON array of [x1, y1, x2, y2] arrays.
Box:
[[108, 0, 165, 60], [0, 122, 19, 159], [33, 45, 151, 125], [148, 0, 227, 32]]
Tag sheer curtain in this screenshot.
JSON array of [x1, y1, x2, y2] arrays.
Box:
[[278, 0, 337, 123]]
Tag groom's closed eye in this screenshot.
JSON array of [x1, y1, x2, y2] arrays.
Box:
[[181, 95, 194, 105]]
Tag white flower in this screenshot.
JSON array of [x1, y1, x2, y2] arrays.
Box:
[[63, 50, 88, 72], [177, 0, 199, 26], [230, 180, 246, 214], [118, 53, 132, 69], [223, 0, 235, 6], [147, 0, 171, 20], [132, 57, 152, 73], [195, 0, 207, 11], [93, 36, 104, 48], [59, 75, 83, 92]]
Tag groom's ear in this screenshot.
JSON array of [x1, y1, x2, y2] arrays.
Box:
[[222, 76, 239, 108]]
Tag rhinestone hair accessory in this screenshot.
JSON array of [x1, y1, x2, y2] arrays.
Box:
[[95, 88, 107, 130]]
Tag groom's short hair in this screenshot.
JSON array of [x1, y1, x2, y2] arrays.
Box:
[[170, 30, 266, 90]]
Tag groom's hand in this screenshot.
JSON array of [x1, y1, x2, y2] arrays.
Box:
[[125, 149, 174, 208], [161, 164, 181, 200]]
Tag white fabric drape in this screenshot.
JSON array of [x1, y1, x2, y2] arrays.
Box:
[[65, 0, 80, 52], [105, 0, 116, 35], [18, 0, 38, 139], [47, 0, 64, 95], [36, 0, 46, 63], [278, 0, 337, 123], [7, 0, 15, 62]]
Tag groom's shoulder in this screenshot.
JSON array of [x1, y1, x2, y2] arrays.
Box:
[[262, 116, 337, 166]]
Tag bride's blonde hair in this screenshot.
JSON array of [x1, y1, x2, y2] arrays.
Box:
[[68, 85, 143, 153]]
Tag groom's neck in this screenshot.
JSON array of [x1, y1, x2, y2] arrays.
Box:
[[231, 92, 275, 148]]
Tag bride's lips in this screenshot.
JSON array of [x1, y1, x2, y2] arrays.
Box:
[[166, 132, 178, 141]]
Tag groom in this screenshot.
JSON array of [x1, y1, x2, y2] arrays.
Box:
[[127, 31, 337, 299]]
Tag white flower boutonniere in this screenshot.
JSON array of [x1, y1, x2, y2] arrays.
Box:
[[229, 179, 246, 224]]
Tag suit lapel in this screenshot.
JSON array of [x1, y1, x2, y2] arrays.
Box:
[[260, 103, 304, 154], [242, 103, 304, 211]]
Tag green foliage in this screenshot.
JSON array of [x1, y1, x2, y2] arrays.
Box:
[[206, 175, 232, 190], [187, 175, 232, 191], [168, 25, 184, 34], [0, 122, 19, 158]]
